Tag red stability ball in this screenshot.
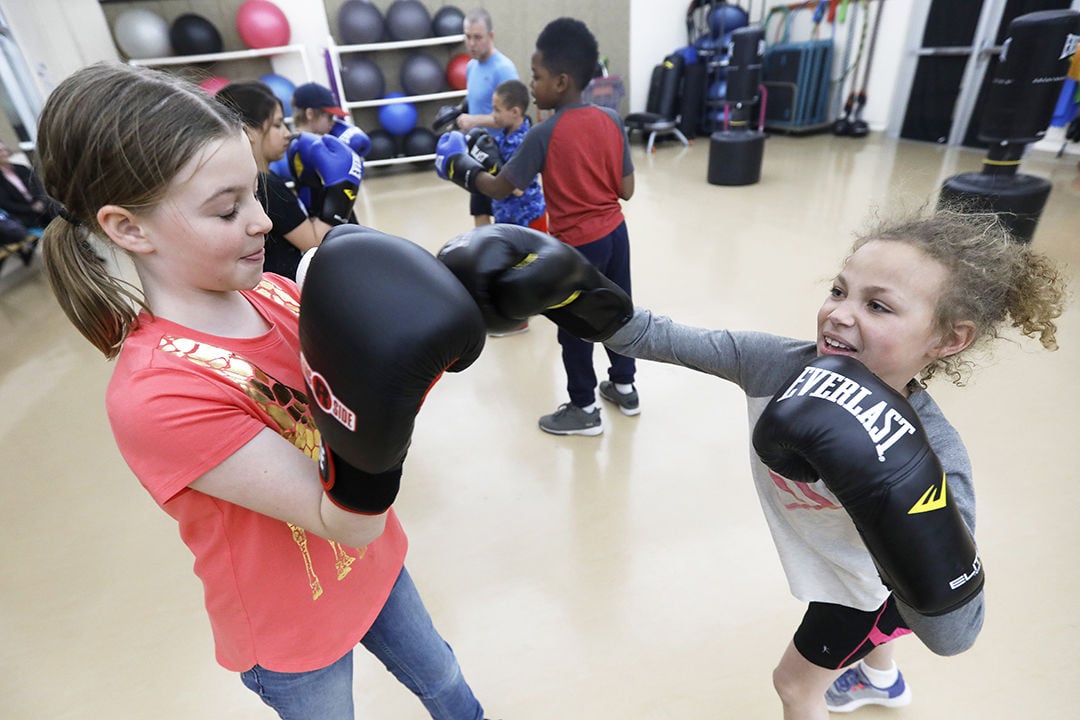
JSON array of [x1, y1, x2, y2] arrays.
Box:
[[198, 76, 231, 96], [237, 0, 291, 49], [446, 52, 469, 91]]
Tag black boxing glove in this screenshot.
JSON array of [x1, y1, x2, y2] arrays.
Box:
[[752, 354, 984, 616], [438, 224, 633, 342], [465, 127, 503, 175], [299, 225, 486, 514], [434, 131, 485, 192], [432, 102, 466, 133]]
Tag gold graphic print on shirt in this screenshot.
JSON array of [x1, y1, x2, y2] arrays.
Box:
[[160, 326, 363, 601]]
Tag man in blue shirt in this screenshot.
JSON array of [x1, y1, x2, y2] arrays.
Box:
[[456, 8, 518, 226]]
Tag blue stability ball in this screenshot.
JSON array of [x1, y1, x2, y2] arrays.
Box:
[[401, 52, 447, 95], [386, 0, 431, 41], [378, 93, 418, 135], [708, 5, 750, 41], [342, 57, 386, 101], [170, 13, 223, 55], [338, 0, 385, 44], [260, 73, 297, 115]]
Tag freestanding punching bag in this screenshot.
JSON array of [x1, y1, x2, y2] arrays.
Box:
[[938, 10, 1080, 242], [708, 26, 766, 186]]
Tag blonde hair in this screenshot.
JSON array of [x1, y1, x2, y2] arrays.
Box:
[[37, 63, 240, 359], [852, 207, 1067, 386]]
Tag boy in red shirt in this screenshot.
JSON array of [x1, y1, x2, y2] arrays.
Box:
[[436, 17, 639, 435]]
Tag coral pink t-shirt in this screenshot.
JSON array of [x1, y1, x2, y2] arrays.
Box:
[[107, 276, 407, 672]]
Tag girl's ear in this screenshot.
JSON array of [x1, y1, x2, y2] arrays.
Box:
[[97, 205, 153, 254], [935, 320, 976, 359]]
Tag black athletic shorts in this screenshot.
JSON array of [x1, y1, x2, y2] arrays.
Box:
[[793, 596, 912, 670], [470, 190, 492, 217]]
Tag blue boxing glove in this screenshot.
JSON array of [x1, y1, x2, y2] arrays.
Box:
[[289, 132, 363, 225], [331, 120, 372, 159], [434, 131, 485, 193], [269, 155, 292, 181], [287, 132, 322, 211]]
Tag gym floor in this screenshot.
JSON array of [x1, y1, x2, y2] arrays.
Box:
[[2, 131, 1078, 719]]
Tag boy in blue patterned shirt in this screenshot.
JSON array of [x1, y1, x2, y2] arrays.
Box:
[[490, 80, 547, 232], [487, 79, 547, 336]]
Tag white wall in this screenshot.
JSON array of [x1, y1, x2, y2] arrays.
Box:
[[627, 0, 687, 112], [0, 0, 118, 101], [265, 0, 333, 86]]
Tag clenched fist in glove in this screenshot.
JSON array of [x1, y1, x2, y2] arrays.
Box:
[[288, 132, 363, 225], [299, 225, 486, 513], [437, 224, 633, 342]]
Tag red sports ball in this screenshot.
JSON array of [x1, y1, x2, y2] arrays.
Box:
[[236, 0, 291, 49], [446, 52, 469, 91]]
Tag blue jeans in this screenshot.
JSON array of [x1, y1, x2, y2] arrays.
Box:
[[240, 567, 484, 720]]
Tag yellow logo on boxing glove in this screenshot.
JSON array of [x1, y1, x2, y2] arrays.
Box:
[[908, 473, 948, 514]]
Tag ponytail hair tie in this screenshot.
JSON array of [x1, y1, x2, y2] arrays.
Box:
[[58, 207, 81, 227]]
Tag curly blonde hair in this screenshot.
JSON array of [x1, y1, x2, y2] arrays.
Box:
[[852, 208, 1067, 386]]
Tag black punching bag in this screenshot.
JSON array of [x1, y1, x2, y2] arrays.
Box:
[[938, 10, 1080, 242], [708, 26, 767, 186]]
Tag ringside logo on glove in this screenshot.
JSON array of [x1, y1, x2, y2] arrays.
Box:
[[299, 353, 356, 432], [297, 225, 486, 515]]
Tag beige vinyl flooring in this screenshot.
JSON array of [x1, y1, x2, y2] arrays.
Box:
[[2, 130, 1079, 719]]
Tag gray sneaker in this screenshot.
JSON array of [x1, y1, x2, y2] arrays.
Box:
[[598, 381, 640, 416], [825, 664, 912, 713], [538, 403, 603, 436]]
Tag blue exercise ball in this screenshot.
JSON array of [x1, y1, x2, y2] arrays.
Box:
[[385, 0, 431, 41], [378, 93, 418, 136], [401, 52, 447, 96], [113, 8, 172, 59], [338, 0, 385, 44], [708, 5, 749, 41], [260, 73, 297, 116], [170, 13, 223, 55], [342, 57, 385, 101]]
